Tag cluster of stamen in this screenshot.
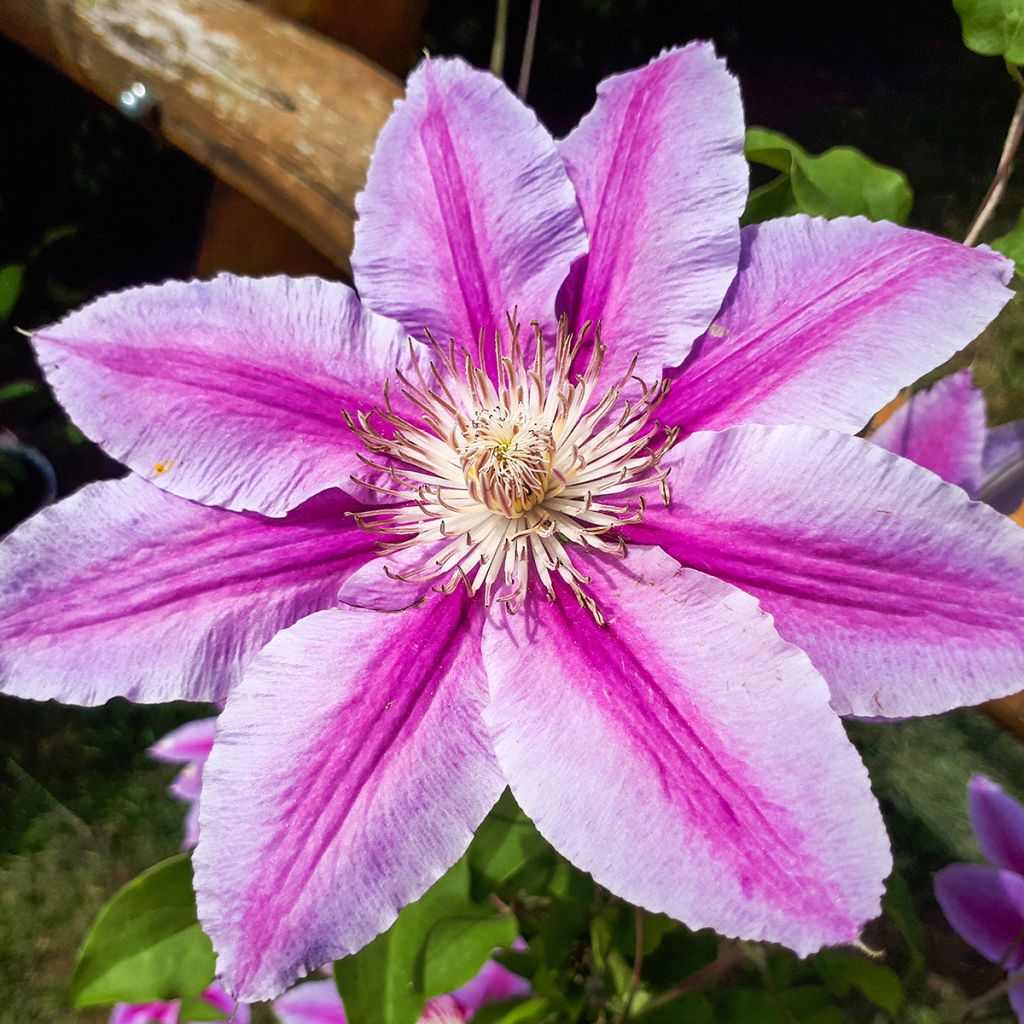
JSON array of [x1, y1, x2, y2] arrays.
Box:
[[346, 316, 676, 620]]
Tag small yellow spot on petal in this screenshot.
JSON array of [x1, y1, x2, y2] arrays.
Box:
[[153, 460, 174, 475], [708, 323, 728, 338], [1010, 499, 1024, 528]]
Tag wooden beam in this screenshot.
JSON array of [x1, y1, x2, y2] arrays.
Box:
[[0, 0, 404, 271]]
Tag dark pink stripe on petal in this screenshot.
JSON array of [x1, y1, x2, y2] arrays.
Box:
[[194, 594, 504, 1001], [482, 547, 890, 956], [0, 476, 376, 706], [635, 424, 1024, 718], [558, 43, 746, 383], [33, 275, 410, 516], [661, 217, 1012, 436], [352, 58, 587, 362]]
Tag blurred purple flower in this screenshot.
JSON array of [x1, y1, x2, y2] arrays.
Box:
[[110, 981, 248, 1024], [273, 958, 530, 1024], [935, 776, 1024, 1021], [148, 717, 216, 848], [3, 43, 1024, 1002], [872, 369, 1024, 513]]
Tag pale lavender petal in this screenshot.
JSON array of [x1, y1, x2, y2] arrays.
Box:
[[659, 217, 1012, 436], [272, 979, 346, 1024], [557, 43, 746, 382], [871, 371, 987, 495], [450, 956, 531, 1014], [969, 776, 1024, 876], [980, 419, 1024, 514], [194, 596, 505, 1001], [181, 790, 202, 850], [482, 547, 890, 957], [149, 718, 218, 765], [33, 275, 411, 516], [352, 58, 587, 363], [935, 865, 1024, 967], [635, 424, 1024, 717], [0, 477, 375, 706], [169, 765, 204, 804]]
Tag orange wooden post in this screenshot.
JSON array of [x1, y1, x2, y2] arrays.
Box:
[[0, 0, 406, 273]]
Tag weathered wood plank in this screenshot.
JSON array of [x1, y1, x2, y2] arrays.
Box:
[[0, 0, 404, 271]]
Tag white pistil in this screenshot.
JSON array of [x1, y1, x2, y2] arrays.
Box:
[[346, 316, 676, 620]]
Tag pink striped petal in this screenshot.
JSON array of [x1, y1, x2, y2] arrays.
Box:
[[450, 955, 530, 1014], [482, 547, 890, 956], [659, 217, 1012, 435], [557, 43, 746, 383], [33, 275, 410, 517], [635, 424, 1024, 718], [935, 864, 1024, 967], [0, 477, 375, 706], [871, 371, 987, 495], [197, 983, 250, 1024], [352, 58, 587, 362], [149, 718, 218, 765], [969, 776, 1024, 876], [109, 1002, 177, 1024], [194, 596, 504, 1001], [421, 996, 469, 1023], [272, 979, 346, 1024]]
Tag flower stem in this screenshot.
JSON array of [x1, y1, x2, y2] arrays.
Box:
[[637, 947, 746, 1016], [517, 0, 541, 100], [616, 908, 645, 1022], [954, 964, 1024, 1020], [963, 82, 1024, 246], [490, 0, 510, 78]]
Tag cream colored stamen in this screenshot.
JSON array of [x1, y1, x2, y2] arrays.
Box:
[[346, 315, 675, 620]]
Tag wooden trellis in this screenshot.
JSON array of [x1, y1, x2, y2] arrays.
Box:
[[1, 0, 408, 272]]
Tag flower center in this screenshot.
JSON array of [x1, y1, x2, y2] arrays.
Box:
[[347, 316, 675, 619], [458, 408, 555, 516]]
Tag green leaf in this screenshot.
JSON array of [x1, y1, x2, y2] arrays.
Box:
[[744, 128, 913, 224], [71, 854, 215, 1008], [883, 872, 927, 980], [992, 209, 1024, 273], [590, 914, 633, 999], [954, 0, 1024, 62], [176, 995, 228, 1021], [421, 908, 518, 998], [0, 380, 41, 403], [813, 950, 903, 1013], [634, 991, 714, 1024], [471, 997, 552, 1024], [0, 263, 24, 322], [335, 856, 512, 1024], [469, 789, 552, 894]]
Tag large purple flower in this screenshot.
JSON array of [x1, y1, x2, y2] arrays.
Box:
[[2, 44, 1024, 1001], [935, 777, 1024, 1022]]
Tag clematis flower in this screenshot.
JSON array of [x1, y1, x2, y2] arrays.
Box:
[[871, 369, 1024, 515], [935, 777, 1024, 1021], [110, 981, 249, 1024], [273, 958, 530, 1024], [3, 43, 1024, 1001]]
